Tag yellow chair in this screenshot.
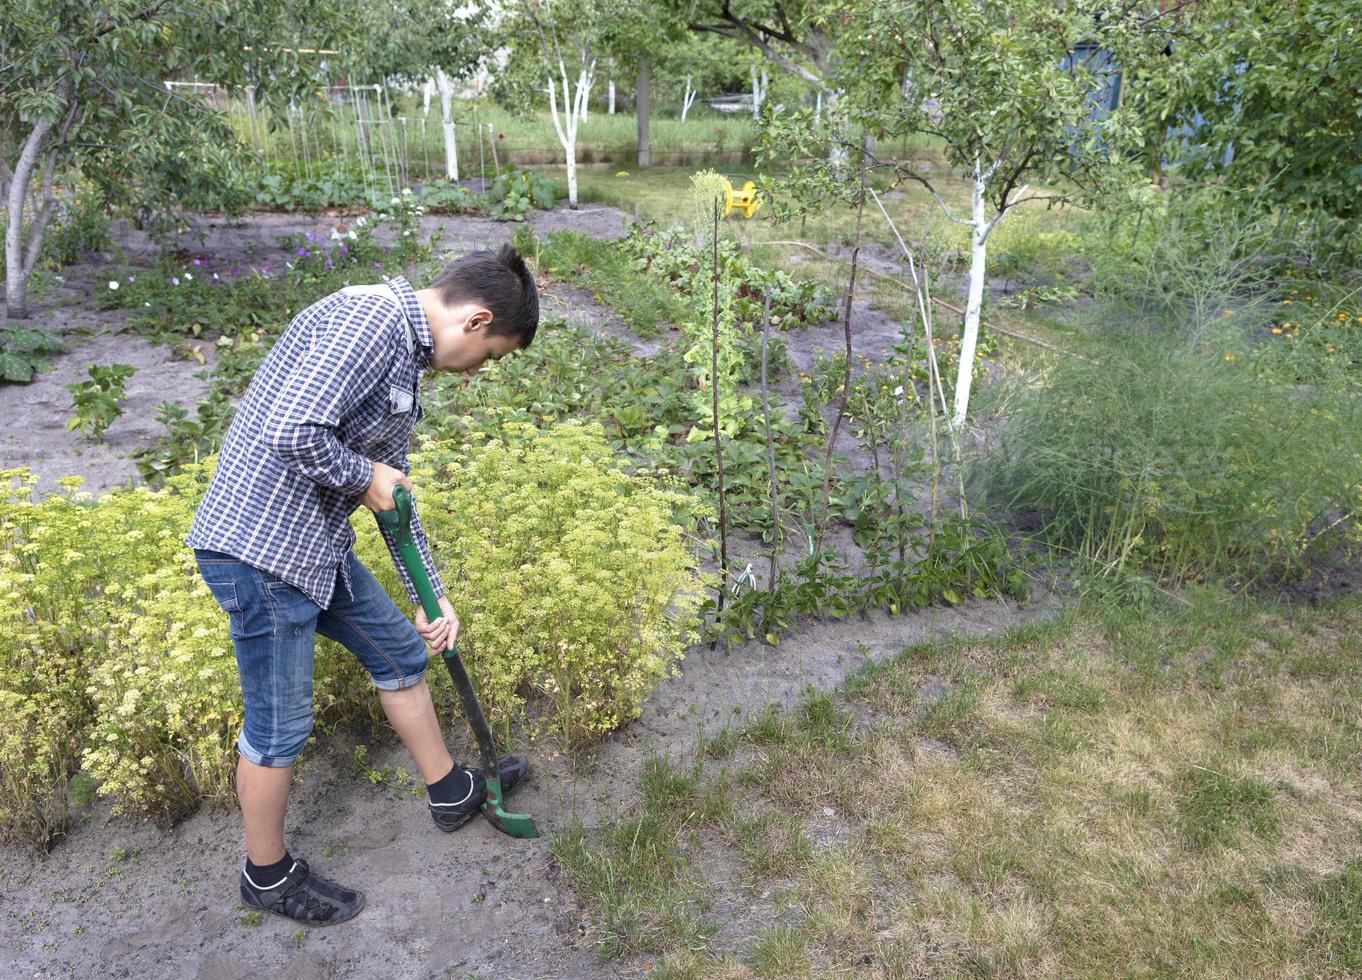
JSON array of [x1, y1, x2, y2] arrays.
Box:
[[721, 177, 761, 219]]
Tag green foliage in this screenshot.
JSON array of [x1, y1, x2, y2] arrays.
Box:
[[1174, 763, 1281, 851], [377, 419, 706, 743], [1247, 279, 1362, 392], [1080, 184, 1281, 337], [65, 363, 135, 442], [532, 229, 688, 339], [1312, 859, 1362, 972], [984, 325, 1362, 587], [132, 394, 235, 485], [0, 420, 704, 840], [40, 184, 113, 266], [485, 168, 558, 219], [617, 223, 838, 334], [252, 169, 368, 211], [1138, 0, 1362, 232], [0, 324, 67, 383]]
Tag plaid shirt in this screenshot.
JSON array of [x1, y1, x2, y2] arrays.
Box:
[[186, 275, 444, 610]]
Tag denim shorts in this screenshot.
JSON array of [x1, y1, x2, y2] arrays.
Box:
[[194, 548, 429, 768]]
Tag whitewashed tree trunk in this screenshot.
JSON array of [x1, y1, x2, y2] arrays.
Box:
[[422, 78, 434, 116], [608, 79, 615, 114], [579, 77, 591, 122], [751, 64, 761, 119], [952, 159, 989, 427], [547, 56, 595, 207], [435, 68, 459, 181], [824, 89, 847, 167], [681, 75, 697, 122], [4, 114, 60, 319]]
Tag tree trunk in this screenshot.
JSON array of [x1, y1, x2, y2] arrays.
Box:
[[435, 69, 459, 181], [952, 160, 989, 427], [635, 56, 650, 168], [548, 59, 592, 208], [4, 113, 57, 319], [681, 75, 696, 122], [608, 79, 615, 114], [824, 89, 848, 167]]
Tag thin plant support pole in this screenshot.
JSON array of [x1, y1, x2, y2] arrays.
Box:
[[298, 104, 313, 180], [477, 107, 486, 187], [816, 163, 867, 556], [399, 117, 409, 186], [760, 286, 780, 592], [291, 103, 301, 177], [352, 86, 372, 188], [710, 195, 729, 629], [245, 84, 262, 166], [328, 104, 341, 176], [870, 187, 967, 524], [376, 84, 397, 197], [420, 116, 431, 178], [489, 123, 499, 179]]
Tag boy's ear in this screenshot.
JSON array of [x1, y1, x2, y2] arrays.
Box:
[[465, 307, 493, 332]]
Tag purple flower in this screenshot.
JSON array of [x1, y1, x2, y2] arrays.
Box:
[[305, 232, 316, 242], [374, 261, 382, 268], [192, 258, 202, 266], [297, 248, 309, 257], [339, 244, 348, 253]]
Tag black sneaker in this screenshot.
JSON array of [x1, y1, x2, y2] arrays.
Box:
[[428, 754, 530, 832], [239, 858, 364, 926]]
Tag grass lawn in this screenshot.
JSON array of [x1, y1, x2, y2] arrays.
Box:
[[552, 591, 1362, 977]]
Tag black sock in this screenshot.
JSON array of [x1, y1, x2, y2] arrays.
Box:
[[245, 851, 295, 890], [427, 764, 476, 807]]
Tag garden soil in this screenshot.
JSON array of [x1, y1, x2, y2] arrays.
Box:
[[1, 206, 1062, 979]]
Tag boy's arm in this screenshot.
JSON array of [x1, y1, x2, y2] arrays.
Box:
[[262, 302, 390, 494]]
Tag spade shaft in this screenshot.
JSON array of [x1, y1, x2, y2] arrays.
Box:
[[375, 485, 539, 839]]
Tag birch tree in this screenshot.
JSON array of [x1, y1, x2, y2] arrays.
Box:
[[513, 0, 606, 207], [681, 75, 698, 121], [825, 0, 1175, 425]]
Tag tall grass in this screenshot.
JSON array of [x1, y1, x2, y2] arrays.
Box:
[[982, 322, 1362, 586]]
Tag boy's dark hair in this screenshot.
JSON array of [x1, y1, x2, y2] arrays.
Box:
[[427, 244, 539, 348]]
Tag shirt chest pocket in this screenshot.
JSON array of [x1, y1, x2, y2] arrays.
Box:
[[379, 383, 420, 442]]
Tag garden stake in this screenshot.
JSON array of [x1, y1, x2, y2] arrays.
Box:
[[375, 486, 540, 839]]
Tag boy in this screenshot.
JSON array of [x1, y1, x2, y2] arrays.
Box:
[[186, 244, 539, 926]]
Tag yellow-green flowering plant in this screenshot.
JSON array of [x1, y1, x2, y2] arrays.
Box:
[[2, 418, 706, 845]]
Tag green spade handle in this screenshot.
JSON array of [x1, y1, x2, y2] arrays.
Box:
[[374, 486, 501, 778]]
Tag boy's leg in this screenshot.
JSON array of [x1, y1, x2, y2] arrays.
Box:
[[316, 553, 452, 781], [316, 551, 531, 831], [375, 680, 454, 783], [195, 552, 320, 859], [237, 757, 292, 865]]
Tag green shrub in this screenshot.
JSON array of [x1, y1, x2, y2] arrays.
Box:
[[368, 419, 707, 744], [1, 420, 703, 840], [983, 327, 1362, 586]]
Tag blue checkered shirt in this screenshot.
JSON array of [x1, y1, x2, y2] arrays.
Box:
[[186, 275, 445, 610]]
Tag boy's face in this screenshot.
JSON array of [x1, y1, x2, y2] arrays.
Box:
[[427, 301, 521, 375]]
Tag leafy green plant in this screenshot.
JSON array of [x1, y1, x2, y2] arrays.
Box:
[[0, 323, 67, 383], [132, 393, 234, 484], [370, 419, 708, 744], [65, 363, 135, 441], [485, 168, 558, 219], [253, 169, 367, 211]]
